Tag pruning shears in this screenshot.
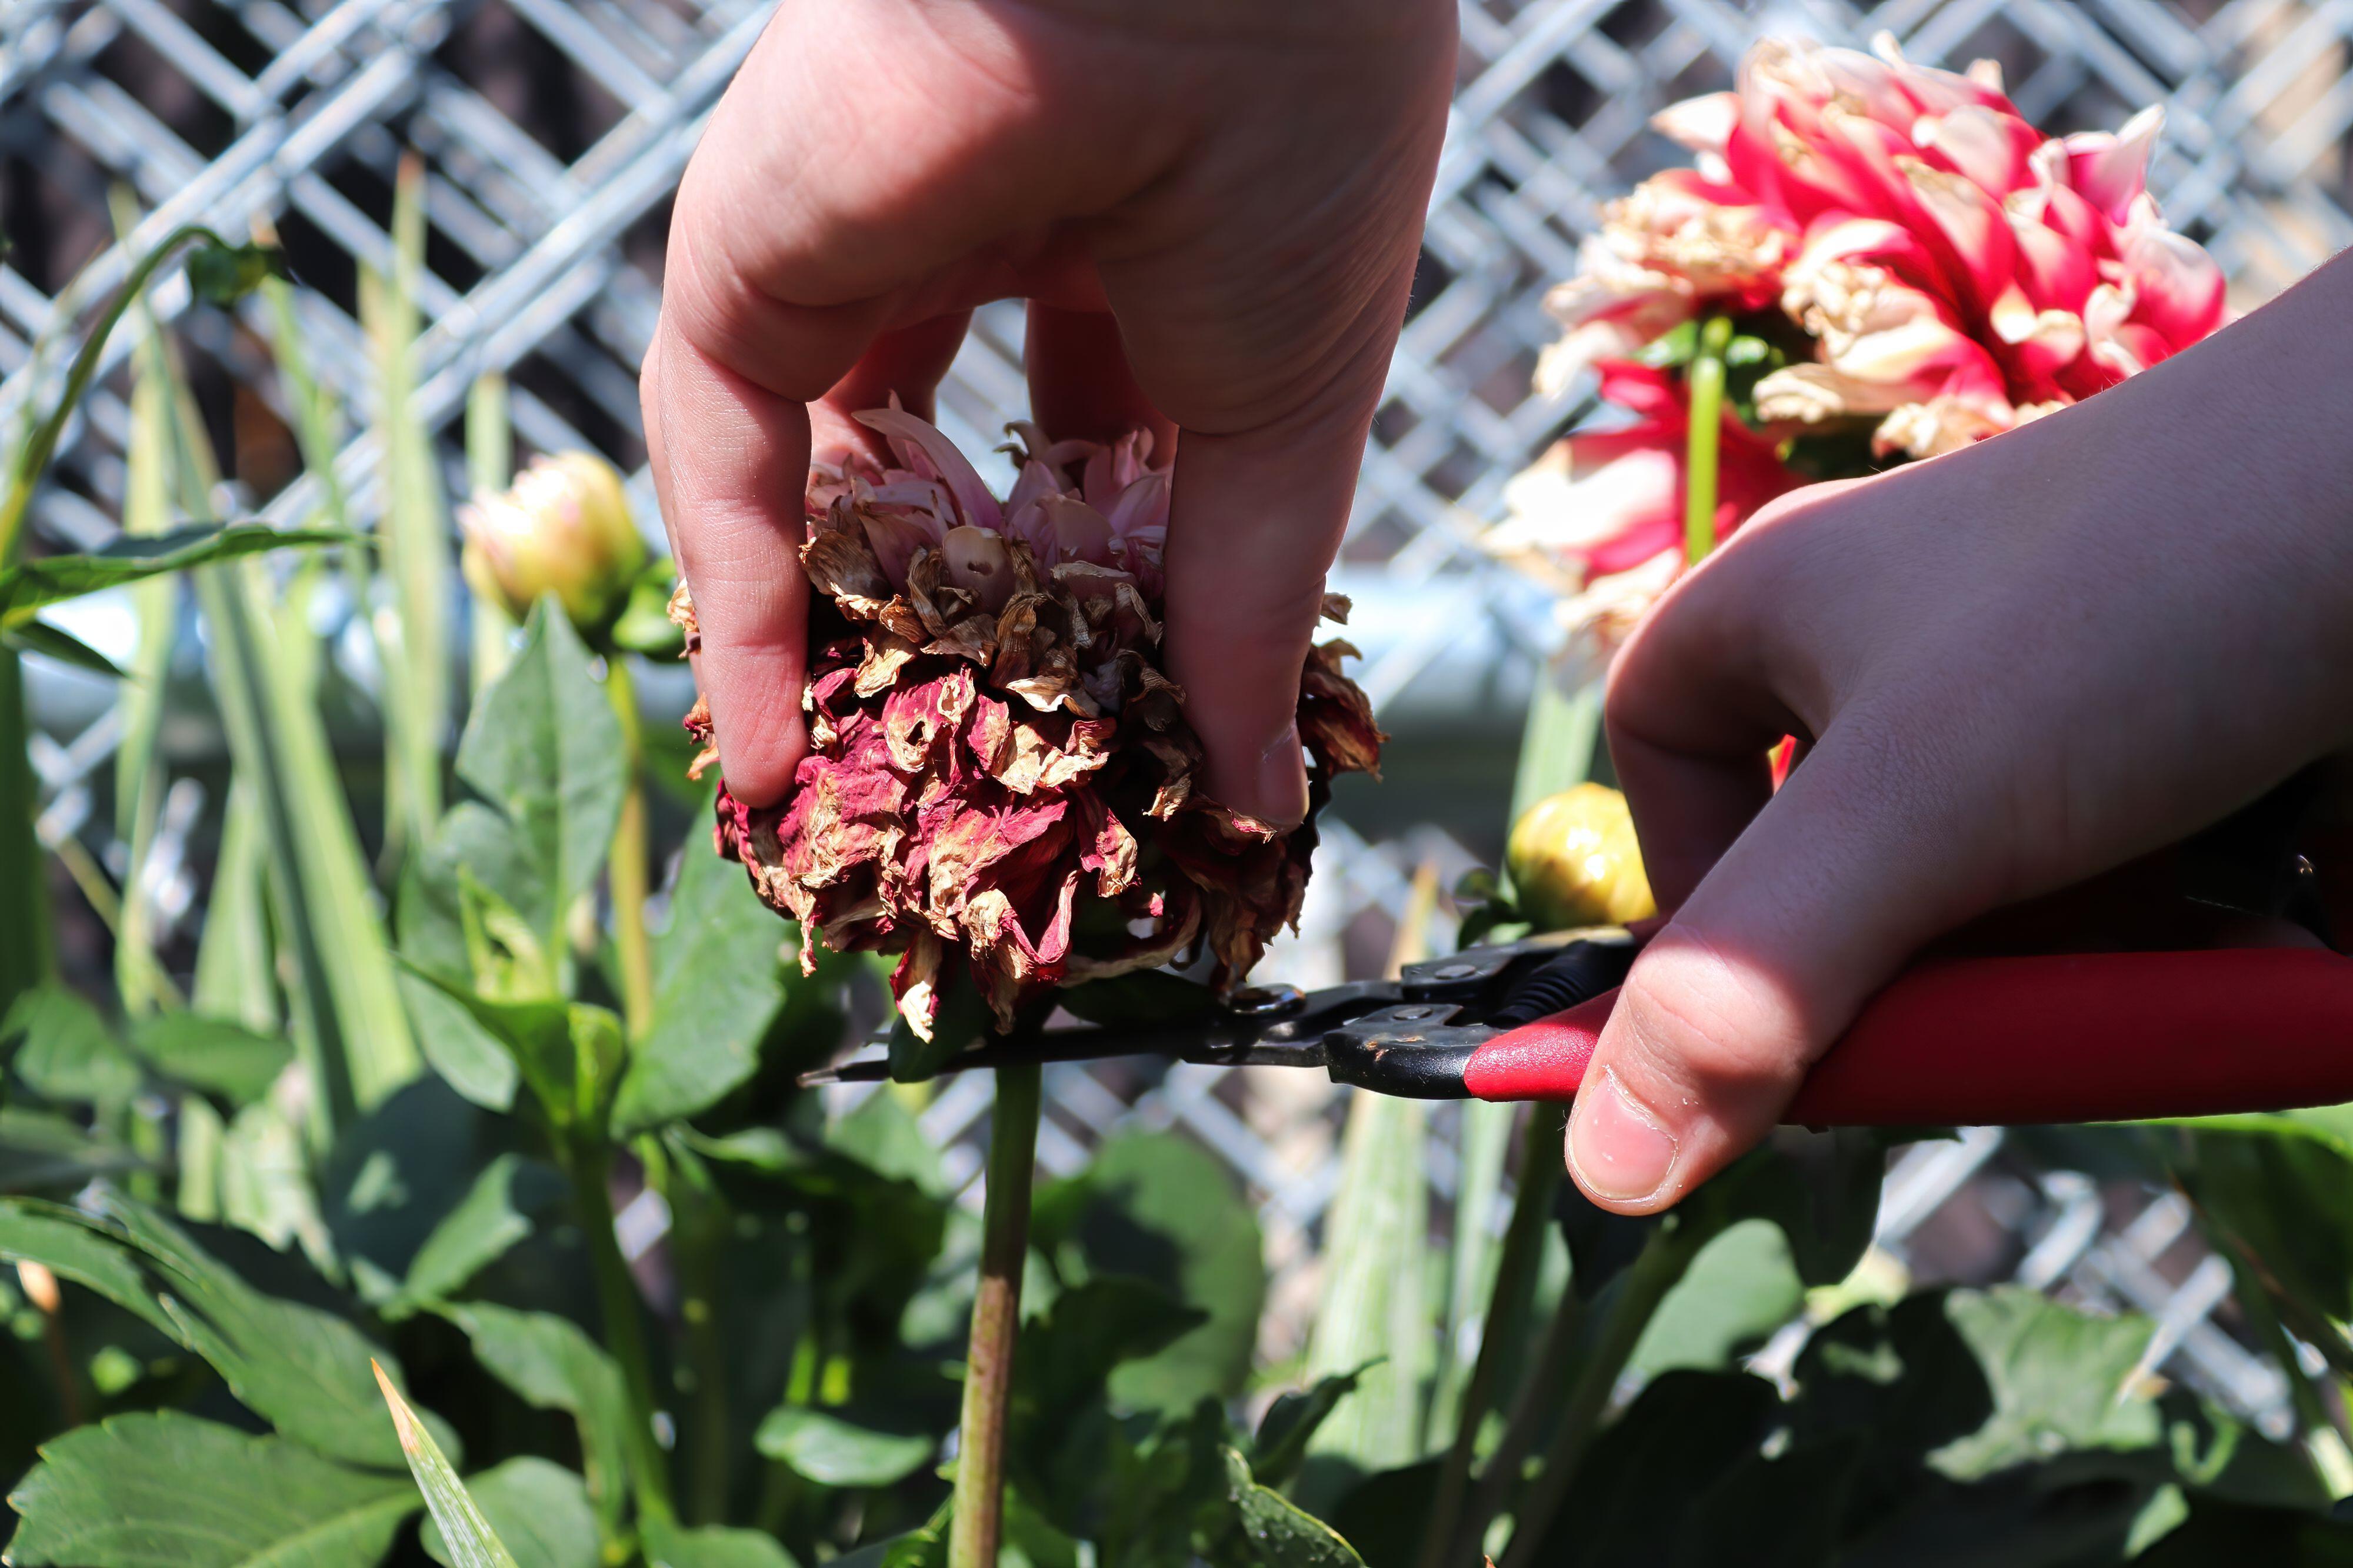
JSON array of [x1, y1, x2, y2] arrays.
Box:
[[801, 925, 2353, 1127], [805, 770, 2353, 1125]]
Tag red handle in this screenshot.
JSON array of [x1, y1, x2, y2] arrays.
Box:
[[1462, 947, 2353, 1125]]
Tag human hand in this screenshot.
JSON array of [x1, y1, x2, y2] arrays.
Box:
[[642, 0, 1455, 823], [1567, 253, 2353, 1212]]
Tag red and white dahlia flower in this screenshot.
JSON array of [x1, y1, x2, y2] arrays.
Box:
[[1507, 31, 2228, 650], [675, 405, 1384, 1039]]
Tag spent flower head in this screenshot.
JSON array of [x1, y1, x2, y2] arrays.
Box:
[[675, 404, 1383, 1039]]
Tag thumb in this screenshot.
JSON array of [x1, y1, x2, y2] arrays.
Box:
[[1566, 729, 1991, 1212]]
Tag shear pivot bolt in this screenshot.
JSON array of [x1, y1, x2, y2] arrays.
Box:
[[1431, 963, 1478, 980], [1390, 1006, 1435, 1021]]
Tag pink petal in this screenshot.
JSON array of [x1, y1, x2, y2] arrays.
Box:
[[1038, 495, 1116, 566], [2121, 224, 2225, 348], [1105, 471, 1169, 540], [855, 406, 1004, 530], [2062, 105, 2164, 223]]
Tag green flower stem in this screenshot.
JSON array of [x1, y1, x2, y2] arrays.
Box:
[[565, 1137, 675, 1526], [1414, 1106, 1567, 1568], [605, 658, 655, 1039], [949, 1062, 1042, 1568], [1498, 1223, 1703, 1568], [1682, 315, 1735, 566]]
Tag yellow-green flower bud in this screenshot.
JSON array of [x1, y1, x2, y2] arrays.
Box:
[[459, 451, 648, 635], [1506, 782, 1656, 929]]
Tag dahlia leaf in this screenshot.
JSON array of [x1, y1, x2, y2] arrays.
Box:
[[2, 1411, 416, 1568], [455, 601, 625, 949], [609, 816, 790, 1135], [436, 1302, 633, 1535], [418, 1457, 598, 1568]]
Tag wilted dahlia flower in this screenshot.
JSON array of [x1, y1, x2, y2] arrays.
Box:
[[1503, 31, 2228, 653], [675, 405, 1383, 1039]]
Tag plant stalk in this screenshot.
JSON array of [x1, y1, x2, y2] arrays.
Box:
[[1682, 315, 1735, 566], [1497, 1224, 1701, 1567], [1415, 1106, 1565, 1568], [567, 1137, 676, 1526], [949, 1062, 1042, 1568], [605, 658, 655, 1038]]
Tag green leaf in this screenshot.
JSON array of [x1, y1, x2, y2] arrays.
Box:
[[0, 1107, 139, 1193], [1928, 1287, 2161, 1480], [2, 985, 141, 1109], [185, 241, 288, 305], [639, 1523, 803, 1568], [1630, 1218, 1804, 1378], [5, 617, 125, 678], [441, 1302, 632, 1530], [419, 1459, 598, 1568], [128, 1012, 294, 1106], [1250, 1367, 1371, 1489], [397, 1153, 562, 1310], [455, 603, 625, 948], [608, 560, 685, 658], [0, 524, 349, 625], [362, 161, 452, 861], [1055, 970, 1221, 1031], [393, 962, 586, 1127], [375, 1361, 524, 1568], [397, 968, 519, 1111], [826, 1087, 947, 1196], [1222, 1447, 1367, 1567], [754, 1404, 934, 1488], [320, 1076, 502, 1303], [1031, 1132, 1265, 1417], [1301, 1094, 1430, 1474], [0, 1192, 420, 1467], [4, 1411, 416, 1568], [611, 824, 791, 1135]]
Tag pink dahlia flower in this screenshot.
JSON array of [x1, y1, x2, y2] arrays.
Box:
[[1508, 32, 2228, 648], [675, 405, 1384, 1039], [1489, 363, 1798, 645]]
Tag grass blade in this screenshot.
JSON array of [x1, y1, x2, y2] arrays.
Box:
[[139, 327, 416, 1138], [1304, 1091, 1434, 1480], [373, 1360, 524, 1568], [465, 372, 516, 694], [365, 152, 454, 858], [191, 783, 276, 1030], [112, 196, 182, 1014], [0, 648, 49, 1015]]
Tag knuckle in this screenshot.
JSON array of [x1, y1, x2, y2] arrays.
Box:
[[1612, 932, 1811, 1109]]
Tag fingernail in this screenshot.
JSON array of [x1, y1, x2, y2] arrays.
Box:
[[1251, 723, 1308, 828], [1568, 1068, 1678, 1205]]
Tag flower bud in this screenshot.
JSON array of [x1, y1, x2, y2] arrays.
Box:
[[1506, 783, 1657, 929], [459, 451, 648, 635]]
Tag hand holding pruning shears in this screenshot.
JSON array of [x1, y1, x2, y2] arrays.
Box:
[[657, 0, 2353, 1218]]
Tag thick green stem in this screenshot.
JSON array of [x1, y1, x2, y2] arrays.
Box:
[[605, 659, 655, 1038], [1497, 1225, 1701, 1567], [568, 1138, 675, 1526], [949, 1063, 1042, 1568], [1682, 316, 1735, 566], [1415, 1106, 1565, 1568]]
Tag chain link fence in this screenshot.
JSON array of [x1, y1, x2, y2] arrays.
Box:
[[7, 0, 2352, 1433]]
